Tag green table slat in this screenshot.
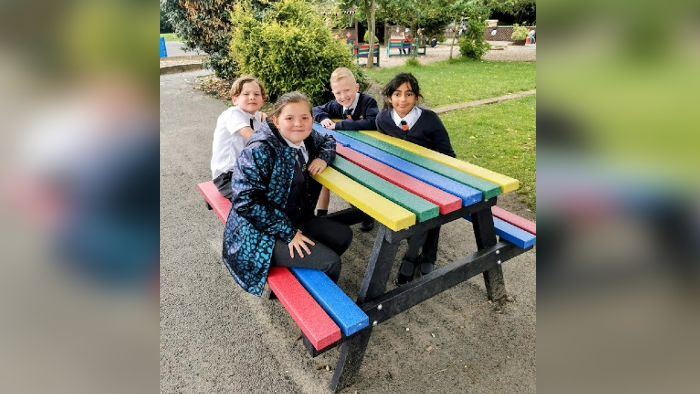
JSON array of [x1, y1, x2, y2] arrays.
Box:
[[331, 156, 439, 222], [335, 130, 501, 200]]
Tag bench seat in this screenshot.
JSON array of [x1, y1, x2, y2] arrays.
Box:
[[198, 181, 370, 351], [465, 208, 536, 249], [290, 268, 369, 336], [267, 267, 342, 350]]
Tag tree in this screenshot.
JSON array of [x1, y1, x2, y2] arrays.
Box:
[[491, 0, 535, 25], [161, 0, 271, 80], [160, 6, 173, 33], [229, 0, 361, 104], [448, 0, 492, 60]]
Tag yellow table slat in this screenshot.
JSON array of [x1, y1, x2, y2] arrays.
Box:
[[359, 131, 520, 193], [314, 167, 415, 231]]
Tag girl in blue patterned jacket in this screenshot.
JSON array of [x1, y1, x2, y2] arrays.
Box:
[[222, 92, 353, 296]]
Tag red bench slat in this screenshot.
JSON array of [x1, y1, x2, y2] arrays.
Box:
[[197, 181, 231, 223], [266, 267, 342, 350], [491, 206, 536, 235]]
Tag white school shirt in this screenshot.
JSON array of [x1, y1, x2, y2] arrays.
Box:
[[280, 134, 309, 164], [210, 106, 262, 179], [391, 106, 422, 130], [342, 93, 361, 115]]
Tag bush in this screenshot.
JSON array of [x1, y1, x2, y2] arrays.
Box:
[[161, 0, 271, 80], [160, 7, 173, 33], [458, 18, 490, 60], [230, 0, 360, 104], [405, 57, 421, 67], [363, 30, 378, 44], [511, 24, 529, 40]]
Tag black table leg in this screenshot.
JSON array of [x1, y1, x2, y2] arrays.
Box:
[[330, 225, 399, 392], [470, 204, 508, 303]]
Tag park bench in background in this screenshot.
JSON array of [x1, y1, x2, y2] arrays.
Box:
[[350, 42, 380, 67], [386, 37, 427, 58], [197, 124, 536, 391]]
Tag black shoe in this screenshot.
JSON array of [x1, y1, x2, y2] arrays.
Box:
[[416, 262, 434, 277], [316, 209, 328, 217], [359, 219, 374, 232], [394, 259, 416, 287]]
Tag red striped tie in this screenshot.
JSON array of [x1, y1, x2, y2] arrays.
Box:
[[400, 120, 408, 131]]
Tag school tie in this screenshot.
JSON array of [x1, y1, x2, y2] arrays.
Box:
[[400, 120, 408, 132], [249, 118, 255, 129], [296, 147, 307, 172], [344, 108, 353, 119]]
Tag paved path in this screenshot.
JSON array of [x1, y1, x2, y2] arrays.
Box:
[[433, 89, 537, 114]]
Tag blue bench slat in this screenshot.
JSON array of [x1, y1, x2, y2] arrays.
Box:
[[290, 267, 369, 336], [464, 215, 536, 249], [316, 125, 482, 206], [493, 217, 536, 248]]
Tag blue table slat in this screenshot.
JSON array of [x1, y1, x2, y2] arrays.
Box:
[[316, 125, 482, 206]]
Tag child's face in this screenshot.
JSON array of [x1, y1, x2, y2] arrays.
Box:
[[330, 77, 360, 109], [233, 82, 264, 115], [273, 102, 313, 145], [388, 82, 418, 118]]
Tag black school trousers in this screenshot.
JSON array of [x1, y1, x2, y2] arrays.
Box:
[[270, 216, 353, 283]]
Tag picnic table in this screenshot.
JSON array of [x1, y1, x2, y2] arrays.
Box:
[[197, 122, 536, 392], [309, 124, 535, 391]]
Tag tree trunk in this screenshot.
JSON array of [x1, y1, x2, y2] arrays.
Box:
[[366, 0, 376, 69], [449, 20, 457, 59]]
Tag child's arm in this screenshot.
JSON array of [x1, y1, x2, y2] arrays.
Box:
[[237, 126, 254, 141], [231, 146, 297, 243], [333, 95, 379, 131], [310, 130, 337, 165], [430, 115, 457, 158], [313, 103, 335, 126]]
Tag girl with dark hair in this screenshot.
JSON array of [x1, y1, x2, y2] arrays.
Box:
[[376, 73, 456, 286]]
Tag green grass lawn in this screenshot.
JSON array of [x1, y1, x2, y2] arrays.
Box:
[[160, 33, 182, 42], [363, 60, 535, 108], [441, 95, 536, 210]]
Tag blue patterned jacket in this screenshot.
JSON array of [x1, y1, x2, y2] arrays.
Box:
[[222, 121, 336, 296]]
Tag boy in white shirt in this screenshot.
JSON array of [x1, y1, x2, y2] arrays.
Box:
[[211, 76, 267, 200]]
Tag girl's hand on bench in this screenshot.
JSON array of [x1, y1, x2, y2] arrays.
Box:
[[308, 158, 328, 176], [289, 230, 315, 258], [320, 119, 335, 128]]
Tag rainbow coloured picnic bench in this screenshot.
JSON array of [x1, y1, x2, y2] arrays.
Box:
[[386, 37, 427, 57], [197, 122, 536, 392], [350, 42, 380, 67]]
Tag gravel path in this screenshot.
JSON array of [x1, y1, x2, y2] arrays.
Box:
[[159, 41, 535, 72]]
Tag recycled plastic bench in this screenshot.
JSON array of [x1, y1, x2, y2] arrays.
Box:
[[198, 124, 536, 391], [350, 42, 380, 67], [197, 181, 370, 350], [386, 37, 427, 57]]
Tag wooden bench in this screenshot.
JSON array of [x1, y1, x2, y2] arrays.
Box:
[[350, 42, 380, 67], [386, 37, 427, 57], [197, 181, 369, 352]]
